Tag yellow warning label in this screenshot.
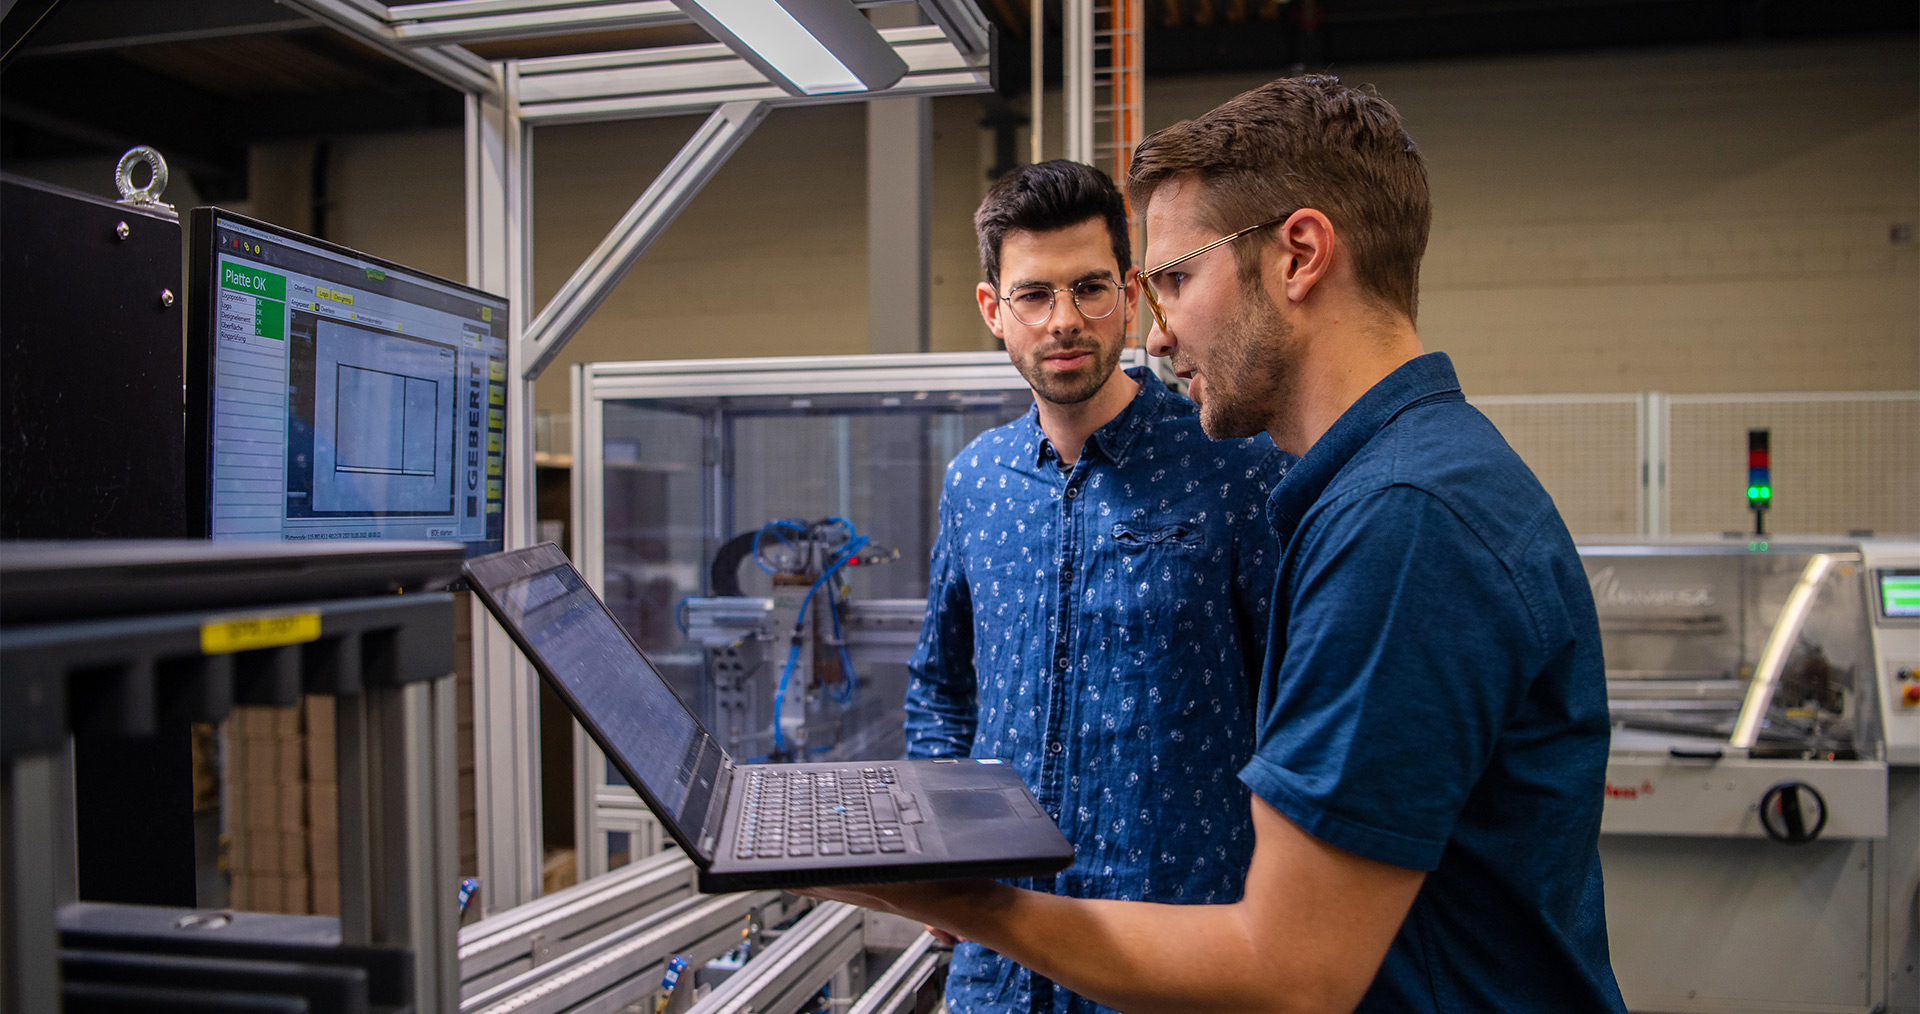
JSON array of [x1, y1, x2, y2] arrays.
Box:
[[200, 613, 321, 655]]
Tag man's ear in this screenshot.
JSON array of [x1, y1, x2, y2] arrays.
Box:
[[977, 281, 1005, 340], [1273, 209, 1335, 306]]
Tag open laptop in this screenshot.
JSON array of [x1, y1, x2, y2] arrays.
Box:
[[464, 543, 1074, 893]]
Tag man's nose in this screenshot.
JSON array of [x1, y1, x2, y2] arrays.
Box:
[[1048, 293, 1086, 332], [1145, 319, 1174, 358]]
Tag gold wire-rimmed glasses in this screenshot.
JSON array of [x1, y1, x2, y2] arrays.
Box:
[[1139, 215, 1290, 336], [997, 277, 1123, 327]]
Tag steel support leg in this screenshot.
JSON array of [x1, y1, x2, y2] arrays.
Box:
[[465, 68, 545, 917], [2, 754, 62, 1014]]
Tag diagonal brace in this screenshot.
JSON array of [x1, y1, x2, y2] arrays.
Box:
[[521, 99, 768, 381]]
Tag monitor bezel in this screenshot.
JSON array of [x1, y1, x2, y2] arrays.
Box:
[[187, 206, 510, 555], [1876, 567, 1920, 622]]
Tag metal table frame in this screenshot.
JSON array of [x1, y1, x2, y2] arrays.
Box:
[[2, 591, 462, 1014]]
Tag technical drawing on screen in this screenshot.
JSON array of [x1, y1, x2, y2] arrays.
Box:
[[188, 208, 510, 554]]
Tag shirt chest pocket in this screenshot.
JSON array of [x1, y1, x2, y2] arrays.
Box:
[[1097, 520, 1209, 655]]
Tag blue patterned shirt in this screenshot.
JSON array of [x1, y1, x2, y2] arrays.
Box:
[[905, 367, 1292, 1014]]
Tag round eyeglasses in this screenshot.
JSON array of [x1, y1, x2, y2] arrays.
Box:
[[997, 278, 1121, 327]]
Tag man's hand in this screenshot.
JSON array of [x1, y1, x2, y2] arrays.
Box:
[[789, 878, 998, 943], [793, 798, 1425, 1014]]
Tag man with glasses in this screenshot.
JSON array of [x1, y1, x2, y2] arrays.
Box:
[[811, 78, 1625, 1013], [903, 159, 1291, 1014]]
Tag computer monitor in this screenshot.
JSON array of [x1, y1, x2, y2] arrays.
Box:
[[187, 208, 510, 556]]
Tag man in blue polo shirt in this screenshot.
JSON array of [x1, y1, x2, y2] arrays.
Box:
[[805, 75, 1625, 1013], [907, 159, 1291, 1014]]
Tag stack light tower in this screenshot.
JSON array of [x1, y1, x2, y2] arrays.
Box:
[[1747, 428, 1772, 536]]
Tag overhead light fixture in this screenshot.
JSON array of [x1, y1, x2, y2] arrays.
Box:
[[672, 0, 909, 96]]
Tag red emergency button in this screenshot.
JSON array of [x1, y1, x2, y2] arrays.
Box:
[[1903, 683, 1920, 707]]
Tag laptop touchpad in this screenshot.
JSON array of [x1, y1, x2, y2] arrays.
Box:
[[929, 788, 1016, 822]]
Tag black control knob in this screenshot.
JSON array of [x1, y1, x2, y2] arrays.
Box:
[[1758, 781, 1828, 844]]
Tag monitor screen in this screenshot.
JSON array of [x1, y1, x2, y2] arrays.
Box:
[[188, 209, 509, 555], [1880, 568, 1920, 619]]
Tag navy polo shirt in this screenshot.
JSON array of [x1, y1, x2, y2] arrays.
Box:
[[1242, 352, 1626, 1013]]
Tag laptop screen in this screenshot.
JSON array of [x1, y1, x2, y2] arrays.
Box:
[[485, 551, 720, 832]]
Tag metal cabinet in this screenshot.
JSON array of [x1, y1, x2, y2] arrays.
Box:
[[1585, 538, 1920, 1014]]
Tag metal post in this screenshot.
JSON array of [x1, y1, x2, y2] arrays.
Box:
[[1030, 0, 1043, 164], [336, 693, 374, 945], [466, 66, 545, 915], [1639, 390, 1668, 536], [3, 754, 61, 1014], [1062, 0, 1094, 165], [362, 681, 462, 1014], [867, 94, 930, 354], [428, 676, 463, 1010]]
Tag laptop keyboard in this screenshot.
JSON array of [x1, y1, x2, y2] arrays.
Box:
[[735, 766, 911, 860]]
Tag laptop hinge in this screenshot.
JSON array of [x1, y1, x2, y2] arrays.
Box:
[[699, 760, 733, 855]]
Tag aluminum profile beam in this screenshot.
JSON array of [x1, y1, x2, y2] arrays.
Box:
[[685, 902, 867, 1014], [513, 25, 990, 124], [520, 98, 769, 380], [846, 932, 946, 1014], [388, 0, 923, 46], [1062, 0, 1093, 164], [913, 0, 989, 57], [279, 0, 499, 93], [457, 849, 699, 997], [391, 0, 688, 45], [581, 348, 1145, 400], [668, 0, 906, 98], [461, 889, 793, 1014], [465, 68, 547, 915]]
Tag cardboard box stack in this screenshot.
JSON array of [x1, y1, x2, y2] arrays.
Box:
[[227, 697, 338, 915]]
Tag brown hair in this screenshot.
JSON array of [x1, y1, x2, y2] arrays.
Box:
[[1126, 74, 1430, 321], [975, 159, 1132, 291]]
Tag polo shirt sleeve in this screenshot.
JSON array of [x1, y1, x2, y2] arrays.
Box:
[[1240, 484, 1543, 872]]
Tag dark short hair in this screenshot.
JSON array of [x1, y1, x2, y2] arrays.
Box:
[[975, 159, 1132, 291], [1126, 74, 1430, 321]]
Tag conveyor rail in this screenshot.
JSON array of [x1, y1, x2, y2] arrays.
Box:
[[462, 878, 792, 1014], [459, 849, 699, 996], [684, 901, 866, 1014]]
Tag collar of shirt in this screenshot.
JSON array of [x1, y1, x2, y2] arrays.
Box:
[[1265, 351, 1464, 539], [1024, 365, 1167, 471]]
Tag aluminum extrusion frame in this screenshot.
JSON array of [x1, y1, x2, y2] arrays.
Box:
[[521, 100, 769, 380]]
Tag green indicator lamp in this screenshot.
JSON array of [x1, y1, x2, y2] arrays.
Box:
[[1747, 429, 1771, 536]]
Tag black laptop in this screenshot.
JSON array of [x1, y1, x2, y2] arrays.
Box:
[[464, 543, 1074, 893]]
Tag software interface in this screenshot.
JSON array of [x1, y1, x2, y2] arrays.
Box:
[[207, 216, 508, 551], [1882, 569, 1920, 619]]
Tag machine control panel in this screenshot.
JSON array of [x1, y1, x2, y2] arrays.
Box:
[[1863, 544, 1920, 765]]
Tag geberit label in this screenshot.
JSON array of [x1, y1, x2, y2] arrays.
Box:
[[201, 612, 321, 654]]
